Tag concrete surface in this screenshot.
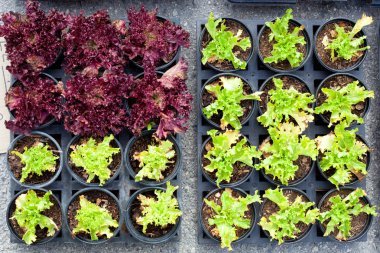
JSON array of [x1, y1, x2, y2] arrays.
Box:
[[0, 0, 379, 252]]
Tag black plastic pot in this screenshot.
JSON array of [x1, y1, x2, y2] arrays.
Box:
[[259, 187, 314, 243], [200, 187, 257, 244], [6, 131, 63, 188], [317, 187, 374, 242], [125, 129, 182, 186], [200, 132, 255, 187], [65, 187, 122, 244], [314, 18, 368, 72], [65, 135, 123, 187], [257, 19, 311, 73], [200, 73, 257, 129], [315, 73, 371, 126], [6, 188, 62, 245], [125, 186, 181, 244], [199, 18, 254, 72]]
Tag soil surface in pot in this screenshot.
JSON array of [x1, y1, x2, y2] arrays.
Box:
[[10, 190, 62, 243], [316, 75, 367, 124], [129, 133, 177, 181], [320, 189, 369, 240], [68, 190, 119, 240], [316, 20, 365, 70], [202, 188, 254, 240], [202, 77, 253, 127], [201, 19, 252, 70], [261, 189, 310, 241], [8, 135, 60, 185], [68, 137, 121, 184], [130, 191, 178, 238], [259, 22, 307, 70]]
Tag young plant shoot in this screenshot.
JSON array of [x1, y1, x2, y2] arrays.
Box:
[[315, 123, 369, 188], [322, 14, 373, 62], [204, 129, 261, 187], [11, 142, 58, 183], [202, 76, 262, 130], [255, 122, 317, 185], [319, 188, 377, 240], [72, 195, 119, 240], [259, 188, 319, 245], [258, 77, 314, 131], [264, 9, 306, 68], [315, 80, 374, 126], [136, 182, 182, 234], [202, 12, 251, 70], [70, 135, 120, 186], [11, 190, 58, 245], [204, 188, 261, 250]]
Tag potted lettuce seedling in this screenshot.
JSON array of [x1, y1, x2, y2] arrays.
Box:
[[201, 188, 261, 250], [319, 188, 377, 241], [67, 188, 121, 243], [256, 122, 317, 186], [201, 129, 261, 187], [201, 12, 253, 71], [259, 187, 319, 245], [315, 73, 373, 127], [201, 74, 262, 130], [258, 9, 311, 72], [66, 134, 122, 186], [258, 75, 314, 131], [7, 189, 62, 245], [315, 122, 370, 188], [315, 14, 373, 72], [126, 182, 182, 243], [7, 132, 63, 187]]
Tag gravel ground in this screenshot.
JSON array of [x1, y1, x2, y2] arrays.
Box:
[[0, 0, 379, 252]]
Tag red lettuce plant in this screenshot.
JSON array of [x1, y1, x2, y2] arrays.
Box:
[[125, 6, 190, 68], [127, 59, 192, 138], [0, 0, 67, 82], [63, 69, 133, 137]]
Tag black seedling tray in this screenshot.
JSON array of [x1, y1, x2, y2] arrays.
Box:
[[196, 19, 368, 245], [227, 0, 297, 5]]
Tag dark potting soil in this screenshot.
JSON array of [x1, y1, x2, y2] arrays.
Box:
[[201, 19, 252, 70], [68, 137, 121, 184], [316, 75, 367, 124], [10, 190, 62, 243], [202, 77, 253, 128], [261, 189, 310, 240], [67, 190, 120, 240], [202, 188, 254, 240], [320, 189, 369, 240], [316, 21, 365, 70], [259, 23, 307, 70], [8, 135, 60, 185]]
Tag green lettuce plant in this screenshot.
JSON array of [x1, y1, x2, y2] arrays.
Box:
[[204, 188, 261, 250], [257, 77, 314, 131], [11, 142, 58, 183], [70, 134, 120, 185], [133, 138, 175, 182], [202, 76, 262, 130], [136, 182, 182, 233], [10, 190, 58, 245], [72, 195, 119, 240], [315, 80, 374, 126], [264, 8, 306, 68], [255, 123, 317, 185], [259, 188, 319, 245], [322, 14, 373, 62], [315, 123, 369, 188], [204, 129, 261, 187], [202, 12, 251, 70], [319, 188, 377, 240]]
